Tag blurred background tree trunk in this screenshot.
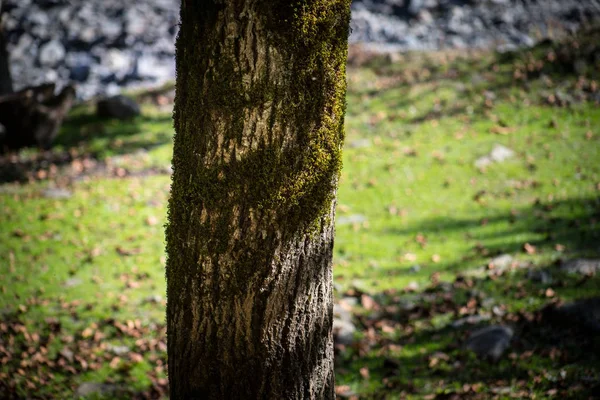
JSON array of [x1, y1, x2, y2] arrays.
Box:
[[166, 1, 351, 399], [0, 1, 13, 95]]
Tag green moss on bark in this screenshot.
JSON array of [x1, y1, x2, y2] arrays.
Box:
[[166, 2, 350, 397]]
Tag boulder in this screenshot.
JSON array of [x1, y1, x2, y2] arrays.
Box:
[[465, 325, 513, 361], [96, 95, 140, 119]]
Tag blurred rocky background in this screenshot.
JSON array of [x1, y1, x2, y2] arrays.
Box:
[[2, 0, 600, 100]]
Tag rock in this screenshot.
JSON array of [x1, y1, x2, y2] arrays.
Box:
[[489, 254, 513, 271], [59, 347, 74, 362], [527, 269, 552, 284], [474, 156, 493, 169], [143, 294, 163, 304], [76, 383, 120, 398], [42, 188, 72, 199], [475, 145, 515, 168], [107, 344, 130, 356], [408, 264, 421, 273], [561, 259, 600, 275], [339, 296, 358, 308], [334, 303, 353, 322], [333, 318, 357, 345], [489, 145, 515, 163], [38, 39, 65, 66], [97, 95, 141, 119], [347, 139, 371, 149], [337, 214, 367, 226], [64, 278, 82, 287], [544, 297, 600, 332], [465, 325, 513, 361], [451, 314, 491, 328]]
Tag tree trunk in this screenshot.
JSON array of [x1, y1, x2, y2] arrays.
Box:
[[0, 2, 13, 96], [166, 1, 351, 399]]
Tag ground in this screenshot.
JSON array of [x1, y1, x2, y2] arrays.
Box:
[[1, 30, 599, 399]]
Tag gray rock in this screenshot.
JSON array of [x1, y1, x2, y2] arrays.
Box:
[[64, 278, 82, 287], [465, 325, 513, 361], [408, 264, 421, 273], [333, 318, 356, 345], [107, 344, 130, 356], [489, 254, 514, 271], [451, 314, 491, 328], [337, 214, 367, 226], [76, 382, 120, 397], [347, 139, 371, 149], [489, 145, 515, 163], [143, 294, 163, 304], [561, 259, 600, 275], [38, 39, 65, 66], [334, 303, 353, 323], [547, 297, 600, 333], [527, 269, 552, 284], [475, 145, 515, 168], [97, 95, 141, 120], [42, 188, 72, 199]]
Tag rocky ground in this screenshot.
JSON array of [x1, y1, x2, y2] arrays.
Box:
[[2, 0, 600, 99]]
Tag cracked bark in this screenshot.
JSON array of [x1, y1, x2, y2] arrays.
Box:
[[166, 1, 351, 399]]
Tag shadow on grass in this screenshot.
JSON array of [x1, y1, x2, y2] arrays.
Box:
[[385, 195, 600, 271], [0, 112, 173, 184], [56, 112, 173, 154], [335, 267, 600, 399]]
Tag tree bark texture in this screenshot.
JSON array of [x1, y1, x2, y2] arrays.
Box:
[[166, 1, 351, 399]]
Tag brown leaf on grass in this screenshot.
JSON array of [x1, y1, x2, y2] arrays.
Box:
[[361, 294, 378, 311], [490, 125, 515, 135], [523, 243, 536, 254], [335, 385, 352, 395], [109, 357, 121, 369], [116, 246, 141, 256], [81, 327, 94, 339], [359, 366, 370, 379]]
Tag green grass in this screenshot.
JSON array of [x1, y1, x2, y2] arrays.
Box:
[[1, 30, 600, 399]]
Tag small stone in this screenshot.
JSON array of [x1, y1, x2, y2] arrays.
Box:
[[334, 303, 353, 323], [408, 264, 421, 273], [347, 139, 371, 149], [97, 95, 141, 120], [336, 214, 367, 226], [333, 318, 356, 345], [42, 188, 72, 199], [489, 145, 515, 163], [527, 269, 552, 284], [451, 314, 491, 328], [59, 347, 74, 362], [488, 254, 513, 270], [545, 297, 600, 333], [474, 156, 493, 169], [107, 344, 130, 356], [143, 294, 163, 304], [465, 325, 513, 361], [561, 259, 600, 275], [38, 39, 65, 66], [76, 383, 120, 398], [64, 278, 82, 287]]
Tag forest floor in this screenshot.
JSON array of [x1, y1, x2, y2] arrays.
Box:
[[1, 29, 599, 399]]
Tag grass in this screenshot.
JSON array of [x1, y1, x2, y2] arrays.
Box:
[[1, 29, 599, 399]]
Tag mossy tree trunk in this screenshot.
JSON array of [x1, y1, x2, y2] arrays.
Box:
[[166, 0, 350, 399]]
